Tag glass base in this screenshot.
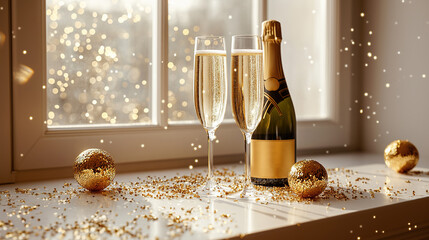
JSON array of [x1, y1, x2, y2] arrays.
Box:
[[228, 184, 261, 200], [197, 180, 231, 198]]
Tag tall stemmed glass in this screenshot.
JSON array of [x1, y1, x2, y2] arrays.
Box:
[[193, 36, 228, 197], [230, 35, 264, 199]]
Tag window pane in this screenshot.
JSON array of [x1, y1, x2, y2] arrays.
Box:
[[167, 0, 258, 123], [46, 0, 154, 127], [269, 0, 329, 120]]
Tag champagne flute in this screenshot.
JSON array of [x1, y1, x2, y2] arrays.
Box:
[[193, 36, 228, 197], [230, 35, 264, 199]]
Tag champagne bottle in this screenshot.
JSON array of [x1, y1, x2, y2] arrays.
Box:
[[251, 20, 296, 187]]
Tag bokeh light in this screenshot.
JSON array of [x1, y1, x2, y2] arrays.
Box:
[[14, 65, 34, 84], [46, 0, 153, 126]]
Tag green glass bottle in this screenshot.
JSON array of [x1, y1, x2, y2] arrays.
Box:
[[251, 20, 297, 187]]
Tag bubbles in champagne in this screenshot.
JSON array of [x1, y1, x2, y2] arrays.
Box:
[[194, 51, 227, 131], [231, 50, 264, 133]]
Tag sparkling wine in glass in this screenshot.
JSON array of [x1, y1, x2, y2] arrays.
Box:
[[193, 36, 228, 196], [230, 35, 264, 199]]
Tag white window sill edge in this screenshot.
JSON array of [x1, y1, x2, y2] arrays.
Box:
[[1, 151, 429, 239]]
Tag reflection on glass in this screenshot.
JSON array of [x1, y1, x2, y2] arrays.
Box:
[[46, 0, 153, 126], [168, 0, 257, 123], [270, 0, 329, 120], [14, 65, 34, 85], [194, 36, 228, 197], [230, 35, 264, 199], [0, 32, 5, 47]]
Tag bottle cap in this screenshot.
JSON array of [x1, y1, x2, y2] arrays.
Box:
[[262, 20, 282, 43]]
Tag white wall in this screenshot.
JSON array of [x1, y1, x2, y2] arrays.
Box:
[[268, 0, 429, 159], [361, 0, 429, 158]]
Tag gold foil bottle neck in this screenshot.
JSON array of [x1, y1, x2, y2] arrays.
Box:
[[262, 20, 282, 43]]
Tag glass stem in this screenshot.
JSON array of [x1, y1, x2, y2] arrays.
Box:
[[244, 133, 252, 188], [207, 130, 216, 186]]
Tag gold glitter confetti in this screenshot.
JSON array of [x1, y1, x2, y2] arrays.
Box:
[[1, 165, 428, 239]]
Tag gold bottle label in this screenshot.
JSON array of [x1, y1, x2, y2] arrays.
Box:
[[251, 139, 295, 179]]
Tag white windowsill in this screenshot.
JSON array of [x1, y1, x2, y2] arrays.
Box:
[[1, 152, 429, 239]]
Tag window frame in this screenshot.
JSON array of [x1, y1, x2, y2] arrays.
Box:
[[267, 0, 352, 150], [1, 0, 353, 182], [9, 0, 258, 172], [0, 0, 13, 183]]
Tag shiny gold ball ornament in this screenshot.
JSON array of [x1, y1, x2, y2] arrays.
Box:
[[288, 160, 328, 198], [384, 140, 419, 173], [74, 148, 116, 191]]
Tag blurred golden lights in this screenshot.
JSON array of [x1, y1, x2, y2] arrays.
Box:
[[14, 65, 34, 84]]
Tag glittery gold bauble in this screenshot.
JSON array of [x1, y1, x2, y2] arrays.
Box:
[[288, 160, 328, 198], [384, 140, 419, 173], [74, 148, 116, 191]]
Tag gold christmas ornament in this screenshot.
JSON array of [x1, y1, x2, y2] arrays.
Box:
[[74, 148, 116, 191], [384, 140, 419, 173], [288, 160, 328, 198]]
